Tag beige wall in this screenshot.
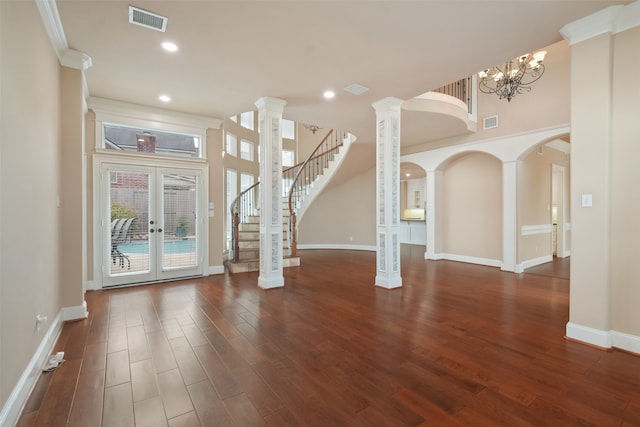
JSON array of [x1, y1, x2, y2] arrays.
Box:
[[568, 33, 613, 333], [298, 167, 376, 247], [610, 26, 640, 336], [59, 67, 86, 306], [0, 0, 62, 406], [441, 153, 502, 260], [518, 145, 571, 263], [207, 129, 225, 267]]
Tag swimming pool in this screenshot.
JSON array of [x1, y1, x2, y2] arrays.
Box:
[[116, 239, 196, 254]]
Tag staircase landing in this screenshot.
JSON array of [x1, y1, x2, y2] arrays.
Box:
[[226, 256, 300, 274]]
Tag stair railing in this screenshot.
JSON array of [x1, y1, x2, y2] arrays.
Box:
[[230, 128, 345, 262], [287, 129, 345, 257]]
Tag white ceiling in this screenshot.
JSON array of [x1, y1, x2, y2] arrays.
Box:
[[57, 0, 626, 145]]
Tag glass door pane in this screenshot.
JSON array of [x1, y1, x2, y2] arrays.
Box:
[[161, 172, 198, 271], [108, 169, 152, 279]]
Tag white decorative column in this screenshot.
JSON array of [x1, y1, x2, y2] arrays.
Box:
[[372, 98, 403, 289], [255, 97, 287, 289], [502, 161, 517, 272], [425, 169, 442, 260]]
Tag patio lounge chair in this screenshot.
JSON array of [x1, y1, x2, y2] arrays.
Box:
[[111, 217, 136, 269]]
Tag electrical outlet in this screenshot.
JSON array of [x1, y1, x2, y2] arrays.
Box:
[[36, 314, 47, 331]]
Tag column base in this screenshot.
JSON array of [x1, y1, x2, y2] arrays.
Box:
[[258, 275, 284, 289], [375, 275, 402, 289]]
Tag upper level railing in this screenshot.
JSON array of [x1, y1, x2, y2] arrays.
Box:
[[433, 76, 473, 114]]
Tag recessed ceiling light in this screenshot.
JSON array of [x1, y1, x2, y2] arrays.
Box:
[[159, 95, 171, 102], [161, 42, 178, 52], [323, 90, 335, 99]]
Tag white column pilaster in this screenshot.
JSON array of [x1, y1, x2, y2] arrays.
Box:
[[502, 160, 517, 272], [255, 97, 287, 289], [372, 98, 403, 289], [425, 170, 440, 260]]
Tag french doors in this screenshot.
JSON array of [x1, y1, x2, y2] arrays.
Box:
[[99, 161, 206, 287]]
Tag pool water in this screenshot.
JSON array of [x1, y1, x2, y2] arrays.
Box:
[[117, 239, 196, 254]]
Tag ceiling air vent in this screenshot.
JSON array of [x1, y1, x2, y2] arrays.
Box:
[[483, 115, 498, 130], [129, 6, 167, 32]]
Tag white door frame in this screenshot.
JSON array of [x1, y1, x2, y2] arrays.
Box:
[[92, 153, 208, 289]]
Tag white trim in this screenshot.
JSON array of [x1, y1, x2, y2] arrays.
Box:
[[88, 97, 222, 132], [521, 224, 553, 236], [208, 265, 225, 275], [60, 49, 92, 70], [35, 0, 68, 56], [0, 311, 63, 427], [560, 5, 623, 45], [560, 2, 640, 46], [35, 0, 92, 71], [297, 244, 376, 252], [86, 280, 99, 291], [434, 253, 502, 268], [517, 254, 553, 272], [566, 323, 640, 354], [566, 322, 612, 348], [612, 330, 640, 355], [402, 123, 571, 171], [62, 301, 89, 321]]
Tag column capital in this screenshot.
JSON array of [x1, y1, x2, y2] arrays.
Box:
[[372, 97, 403, 113], [254, 97, 287, 112]]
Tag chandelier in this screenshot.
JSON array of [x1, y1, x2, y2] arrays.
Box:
[[478, 51, 547, 102], [303, 123, 322, 134]]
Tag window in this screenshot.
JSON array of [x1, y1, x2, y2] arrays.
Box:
[[103, 124, 202, 158], [226, 132, 237, 157], [240, 173, 254, 191], [282, 149, 295, 167], [240, 139, 254, 161], [240, 111, 254, 130], [282, 119, 295, 140]]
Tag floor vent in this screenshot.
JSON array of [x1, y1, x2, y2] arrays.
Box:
[[129, 6, 167, 32], [483, 115, 498, 130]]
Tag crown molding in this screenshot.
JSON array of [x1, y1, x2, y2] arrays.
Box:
[[560, 1, 640, 45], [35, 0, 92, 70], [60, 49, 92, 70]]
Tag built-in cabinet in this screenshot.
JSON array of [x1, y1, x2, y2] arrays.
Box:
[[399, 220, 426, 245]]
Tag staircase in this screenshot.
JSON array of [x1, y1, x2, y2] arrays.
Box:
[[227, 199, 300, 273], [227, 129, 349, 273]]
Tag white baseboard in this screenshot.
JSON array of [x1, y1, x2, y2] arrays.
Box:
[[566, 322, 612, 348], [566, 322, 640, 354], [297, 244, 376, 251], [63, 301, 89, 321], [208, 265, 225, 275], [433, 253, 502, 268], [612, 330, 640, 354], [516, 254, 553, 273], [0, 311, 64, 427]]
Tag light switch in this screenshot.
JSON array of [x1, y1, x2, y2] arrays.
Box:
[[581, 194, 593, 208]]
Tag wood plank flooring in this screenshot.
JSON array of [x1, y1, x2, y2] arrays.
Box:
[[17, 246, 640, 426]]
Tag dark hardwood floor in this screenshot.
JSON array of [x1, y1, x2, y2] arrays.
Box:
[[524, 256, 570, 280], [17, 246, 640, 426]]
